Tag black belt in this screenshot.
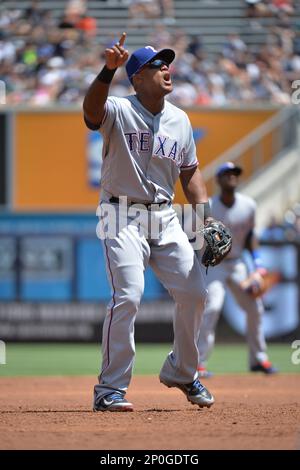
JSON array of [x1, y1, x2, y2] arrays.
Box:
[[109, 196, 170, 210]]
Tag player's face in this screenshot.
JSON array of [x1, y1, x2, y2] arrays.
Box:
[[134, 59, 173, 95], [218, 170, 239, 191]]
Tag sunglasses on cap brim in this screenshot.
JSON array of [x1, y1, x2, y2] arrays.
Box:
[[146, 59, 169, 68], [132, 59, 169, 82]]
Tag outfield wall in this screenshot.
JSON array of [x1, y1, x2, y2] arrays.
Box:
[[0, 106, 279, 211], [0, 213, 299, 342]]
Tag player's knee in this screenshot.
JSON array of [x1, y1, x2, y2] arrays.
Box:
[[174, 285, 207, 306], [125, 295, 141, 313], [121, 286, 144, 313]]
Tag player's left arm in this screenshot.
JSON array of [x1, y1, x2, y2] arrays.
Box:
[[180, 167, 213, 223], [181, 167, 232, 266]]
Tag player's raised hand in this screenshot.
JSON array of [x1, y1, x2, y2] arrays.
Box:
[[105, 32, 129, 70]]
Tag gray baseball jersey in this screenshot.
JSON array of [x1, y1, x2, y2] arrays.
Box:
[[210, 192, 256, 259], [99, 95, 198, 203], [197, 192, 269, 368], [94, 93, 208, 404]]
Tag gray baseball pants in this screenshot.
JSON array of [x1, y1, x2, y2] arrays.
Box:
[[94, 202, 207, 401]]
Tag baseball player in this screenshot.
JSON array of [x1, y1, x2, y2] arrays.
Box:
[[196, 162, 278, 377], [83, 32, 217, 411]]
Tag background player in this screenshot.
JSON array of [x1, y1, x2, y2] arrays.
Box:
[[197, 162, 278, 377], [83, 32, 218, 412]]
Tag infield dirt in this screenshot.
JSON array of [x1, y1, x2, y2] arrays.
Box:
[[0, 374, 299, 450]]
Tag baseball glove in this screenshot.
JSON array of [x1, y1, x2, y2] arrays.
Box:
[[240, 269, 281, 298], [201, 220, 232, 268]]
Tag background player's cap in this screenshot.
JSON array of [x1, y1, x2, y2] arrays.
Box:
[[126, 46, 175, 82], [216, 161, 243, 177]]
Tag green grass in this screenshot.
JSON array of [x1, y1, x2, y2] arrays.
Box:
[[0, 343, 299, 377]]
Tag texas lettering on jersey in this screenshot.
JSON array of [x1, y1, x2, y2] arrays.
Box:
[[124, 131, 183, 167], [99, 95, 197, 202]]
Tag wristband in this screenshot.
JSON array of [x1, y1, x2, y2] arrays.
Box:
[[252, 250, 264, 269], [97, 66, 117, 84]]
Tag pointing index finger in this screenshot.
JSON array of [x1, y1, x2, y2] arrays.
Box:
[[118, 32, 126, 47]]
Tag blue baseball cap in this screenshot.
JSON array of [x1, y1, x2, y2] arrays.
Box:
[[126, 46, 175, 83], [216, 162, 242, 177]]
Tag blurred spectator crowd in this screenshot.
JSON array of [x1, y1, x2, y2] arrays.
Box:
[[0, 0, 300, 106], [245, 0, 295, 18]]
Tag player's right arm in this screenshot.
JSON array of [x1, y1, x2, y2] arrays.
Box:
[[83, 32, 128, 130]]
